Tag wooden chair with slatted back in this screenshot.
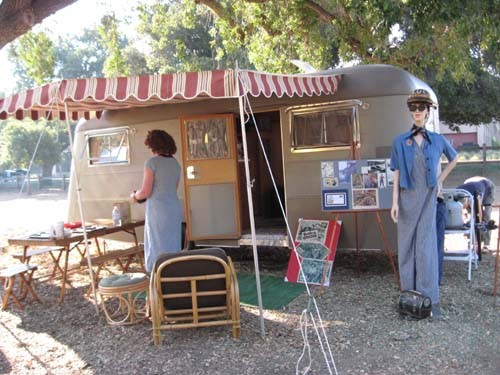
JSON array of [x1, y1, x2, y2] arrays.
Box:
[[149, 248, 240, 345]]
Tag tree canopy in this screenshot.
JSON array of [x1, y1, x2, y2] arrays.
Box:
[[98, 14, 130, 77], [3, 0, 499, 125], [135, 0, 499, 124]]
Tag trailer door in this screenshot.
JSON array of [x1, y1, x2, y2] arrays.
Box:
[[180, 114, 241, 241]]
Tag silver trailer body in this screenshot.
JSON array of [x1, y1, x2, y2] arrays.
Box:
[[67, 64, 439, 250]]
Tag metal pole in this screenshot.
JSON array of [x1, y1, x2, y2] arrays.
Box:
[[64, 105, 99, 314], [19, 126, 45, 195], [237, 75, 265, 338]]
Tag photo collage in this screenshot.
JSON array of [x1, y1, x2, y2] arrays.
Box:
[[321, 159, 394, 211]]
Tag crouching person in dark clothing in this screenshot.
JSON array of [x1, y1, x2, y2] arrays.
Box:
[[456, 176, 496, 249]]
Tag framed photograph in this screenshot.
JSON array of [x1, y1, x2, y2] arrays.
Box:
[[352, 189, 379, 209], [322, 177, 339, 188], [363, 172, 379, 188], [338, 160, 357, 184], [321, 161, 335, 178], [386, 159, 394, 186], [323, 189, 349, 210], [297, 242, 330, 260], [297, 259, 333, 286], [351, 173, 364, 189], [367, 159, 387, 173], [378, 173, 387, 188], [296, 219, 329, 243]]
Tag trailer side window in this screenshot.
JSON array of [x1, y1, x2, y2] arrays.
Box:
[[291, 105, 359, 151], [87, 130, 129, 165]]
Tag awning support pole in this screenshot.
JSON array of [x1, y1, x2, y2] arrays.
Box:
[[64, 104, 99, 314], [236, 69, 265, 338]]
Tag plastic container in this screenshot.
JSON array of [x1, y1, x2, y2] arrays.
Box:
[[112, 206, 122, 227]]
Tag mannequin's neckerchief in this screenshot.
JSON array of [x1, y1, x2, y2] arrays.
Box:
[[411, 124, 431, 144]]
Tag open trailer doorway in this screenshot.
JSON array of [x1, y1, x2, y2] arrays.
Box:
[[236, 110, 288, 247]]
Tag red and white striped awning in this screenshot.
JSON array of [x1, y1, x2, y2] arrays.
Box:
[[0, 69, 341, 120]]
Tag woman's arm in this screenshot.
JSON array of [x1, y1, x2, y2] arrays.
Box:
[[391, 170, 400, 223], [131, 167, 154, 201]]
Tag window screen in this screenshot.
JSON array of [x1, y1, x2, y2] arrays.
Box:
[[87, 130, 129, 165]]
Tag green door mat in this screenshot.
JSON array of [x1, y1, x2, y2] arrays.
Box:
[[237, 273, 306, 310]]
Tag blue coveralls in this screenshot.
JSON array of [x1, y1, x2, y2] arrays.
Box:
[[390, 130, 457, 304]]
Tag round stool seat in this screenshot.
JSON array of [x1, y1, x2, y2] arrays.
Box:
[[99, 273, 147, 288], [98, 273, 149, 326]]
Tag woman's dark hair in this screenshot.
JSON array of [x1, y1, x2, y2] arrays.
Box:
[[145, 130, 177, 156]]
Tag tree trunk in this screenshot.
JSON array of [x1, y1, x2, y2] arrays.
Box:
[[42, 164, 53, 178], [0, 0, 78, 49]]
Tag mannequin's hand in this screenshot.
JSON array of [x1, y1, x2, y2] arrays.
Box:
[[391, 204, 399, 223], [437, 181, 443, 198]]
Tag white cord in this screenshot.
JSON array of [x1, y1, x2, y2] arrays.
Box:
[[296, 309, 312, 375]]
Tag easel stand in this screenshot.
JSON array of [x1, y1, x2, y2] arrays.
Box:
[[331, 209, 401, 290]]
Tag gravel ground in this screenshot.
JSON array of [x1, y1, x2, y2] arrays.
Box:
[[1, 167, 499, 375]]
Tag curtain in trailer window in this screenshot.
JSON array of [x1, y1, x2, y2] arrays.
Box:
[[88, 131, 129, 165], [323, 109, 354, 146], [292, 106, 357, 150]]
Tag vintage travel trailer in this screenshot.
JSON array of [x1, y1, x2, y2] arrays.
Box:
[[62, 64, 438, 250]]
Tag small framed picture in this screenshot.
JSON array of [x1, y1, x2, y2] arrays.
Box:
[[322, 189, 349, 210]]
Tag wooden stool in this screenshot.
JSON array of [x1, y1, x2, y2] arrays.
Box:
[[1, 264, 41, 310], [98, 273, 148, 326]]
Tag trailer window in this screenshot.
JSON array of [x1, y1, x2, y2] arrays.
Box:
[[291, 105, 359, 151], [87, 130, 129, 165]]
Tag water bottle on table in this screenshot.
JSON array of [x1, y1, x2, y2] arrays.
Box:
[[112, 205, 122, 226]]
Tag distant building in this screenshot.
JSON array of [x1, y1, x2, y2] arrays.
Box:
[[439, 121, 500, 147]]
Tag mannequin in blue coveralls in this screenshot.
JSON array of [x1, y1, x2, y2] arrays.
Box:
[[390, 89, 458, 320]]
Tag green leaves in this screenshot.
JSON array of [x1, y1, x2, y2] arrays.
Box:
[[0, 120, 69, 175], [8, 31, 56, 87], [98, 14, 129, 77]]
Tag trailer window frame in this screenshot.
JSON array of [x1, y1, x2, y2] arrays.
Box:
[[288, 101, 361, 153], [86, 128, 130, 166]]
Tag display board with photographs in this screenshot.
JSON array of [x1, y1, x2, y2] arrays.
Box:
[[321, 159, 394, 210], [285, 219, 341, 287]]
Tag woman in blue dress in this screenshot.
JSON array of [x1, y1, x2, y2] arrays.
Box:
[[390, 89, 458, 319], [131, 130, 182, 272]]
